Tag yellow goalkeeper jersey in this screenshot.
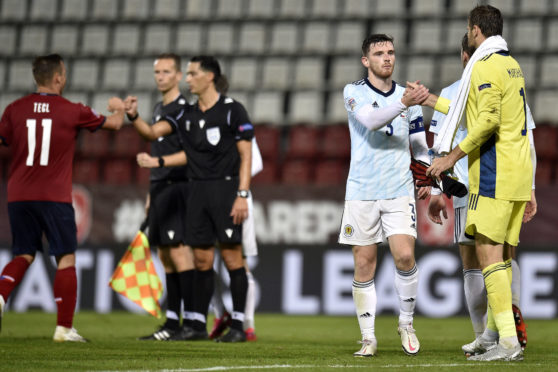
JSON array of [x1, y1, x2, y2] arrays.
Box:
[[441, 51, 532, 201]]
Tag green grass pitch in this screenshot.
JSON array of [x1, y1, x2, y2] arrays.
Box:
[[1, 311, 557, 371]]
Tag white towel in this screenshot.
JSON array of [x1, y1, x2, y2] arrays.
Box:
[[432, 35, 508, 155]]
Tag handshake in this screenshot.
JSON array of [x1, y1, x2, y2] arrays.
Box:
[[410, 158, 467, 198]]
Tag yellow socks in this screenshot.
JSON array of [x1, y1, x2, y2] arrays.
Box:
[[483, 262, 516, 340]]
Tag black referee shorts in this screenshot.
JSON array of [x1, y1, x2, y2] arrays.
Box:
[[148, 180, 189, 246], [186, 178, 242, 247]]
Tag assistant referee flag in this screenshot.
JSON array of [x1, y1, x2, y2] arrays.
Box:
[[109, 230, 163, 318]]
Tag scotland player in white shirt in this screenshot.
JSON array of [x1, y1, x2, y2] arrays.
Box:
[[338, 34, 431, 357], [426, 34, 537, 355]]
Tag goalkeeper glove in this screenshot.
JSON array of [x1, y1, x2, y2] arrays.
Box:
[[410, 158, 468, 198]]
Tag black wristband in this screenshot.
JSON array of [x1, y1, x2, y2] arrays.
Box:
[[158, 157, 165, 168], [127, 112, 139, 121]]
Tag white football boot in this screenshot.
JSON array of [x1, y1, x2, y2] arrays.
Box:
[[468, 343, 523, 362], [398, 324, 420, 355], [462, 337, 497, 356], [53, 326, 89, 342], [353, 338, 377, 357]]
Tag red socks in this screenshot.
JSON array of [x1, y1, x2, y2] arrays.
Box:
[[0, 256, 31, 300], [53, 267, 77, 328]]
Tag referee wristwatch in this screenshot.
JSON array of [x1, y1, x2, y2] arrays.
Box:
[[237, 190, 250, 198]]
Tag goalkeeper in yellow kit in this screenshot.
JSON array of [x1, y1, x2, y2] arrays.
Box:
[[427, 5, 530, 362]]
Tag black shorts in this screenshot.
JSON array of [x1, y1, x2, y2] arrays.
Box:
[[148, 180, 189, 246], [8, 201, 77, 257], [186, 178, 242, 246]]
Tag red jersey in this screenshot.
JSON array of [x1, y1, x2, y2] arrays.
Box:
[[0, 93, 106, 203]]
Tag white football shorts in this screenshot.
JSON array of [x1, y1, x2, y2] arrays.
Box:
[[338, 196, 417, 246], [242, 194, 258, 257], [454, 206, 474, 246]]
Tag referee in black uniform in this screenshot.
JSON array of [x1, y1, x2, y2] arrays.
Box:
[[126, 54, 195, 341], [130, 55, 253, 343]]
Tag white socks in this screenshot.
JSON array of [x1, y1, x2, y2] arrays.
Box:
[[352, 278, 376, 341], [244, 271, 256, 330], [463, 269, 488, 337], [395, 265, 418, 326], [511, 259, 521, 307]]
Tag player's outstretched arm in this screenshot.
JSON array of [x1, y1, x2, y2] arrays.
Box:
[[124, 95, 172, 140], [102, 97, 126, 130], [136, 151, 187, 168]]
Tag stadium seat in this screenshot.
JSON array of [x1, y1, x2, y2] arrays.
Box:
[[230, 59, 259, 90], [375, 0, 406, 15], [444, 20, 467, 50], [533, 124, 558, 160], [293, 58, 325, 89], [0, 26, 17, 56], [207, 24, 235, 54], [252, 160, 279, 185], [61, 0, 88, 20], [519, 0, 549, 14], [133, 58, 156, 89], [51, 26, 79, 55], [20, 25, 48, 56], [185, 0, 213, 19], [238, 23, 267, 54], [535, 160, 553, 186], [216, 0, 243, 18], [122, 0, 149, 19], [144, 25, 172, 55], [289, 92, 323, 123], [372, 21, 406, 49], [278, 0, 306, 18], [270, 23, 299, 54], [78, 129, 112, 157], [302, 22, 330, 54], [411, 21, 443, 52], [547, 19, 558, 50], [153, 0, 180, 19], [113, 126, 145, 157], [252, 92, 284, 123], [512, 20, 542, 51], [262, 57, 291, 90], [451, 0, 473, 15], [73, 159, 101, 185], [334, 22, 366, 54], [102, 59, 131, 90], [343, 0, 371, 17], [439, 55, 462, 88], [70, 60, 100, 90], [285, 125, 321, 160], [534, 91, 558, 122], [30, 0, 57, 20], [247, 0, 275, 18], [92, 0, 119, 19], [81, 25, 110, 55], [540, 56, 558, 87], [327, 92, 348, 123], [488, 0, 515, 15], [1, 0, 26, 20], [8, 61, 35, 91], [330, 57, 364, 89], [314, 160, 349, 186], [281, 159, 312, 185], [410, 0, 445, 15], [514, 56, 536, 88], [254, 124, 281, 160], [113, 25, 141, 55], [319, 124, 351, 160], [176, 24, 204, 54], [310, 0, 337, 17], [103, 159, 133, 185]]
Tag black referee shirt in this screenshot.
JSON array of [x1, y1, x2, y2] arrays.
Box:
[[165, 95, 254, 180], [150, 94, 189, 182]]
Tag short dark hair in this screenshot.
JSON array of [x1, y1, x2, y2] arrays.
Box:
[[461, 33, 476, 57], [156, 53, 181, 72], [361, 34, 394, 56], [468, 5, 503, 38], [32, 54, 64, 86], [190, 55, 229, 94]]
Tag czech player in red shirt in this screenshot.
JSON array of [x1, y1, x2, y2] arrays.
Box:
[[0, 54, 126, 342]]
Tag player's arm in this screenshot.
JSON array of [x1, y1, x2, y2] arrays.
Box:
[[124, 95, 172, 140], [231, 139, 252, 225], [102, 97, 126, 130], [523, 128, 537, 223], [136, 151, 187, 168], [407, 82, 449, 114]]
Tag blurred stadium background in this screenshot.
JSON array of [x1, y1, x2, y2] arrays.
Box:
[[0, 0, 556, 320]]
